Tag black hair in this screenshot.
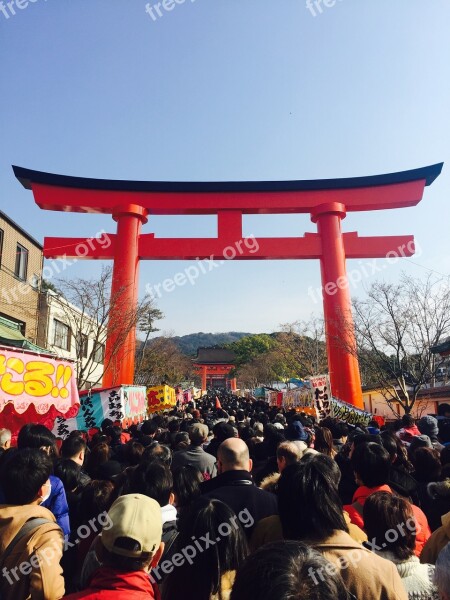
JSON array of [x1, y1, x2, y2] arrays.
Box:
[[128, 461, 173, 506], [380, 430, 413, 472], [101, 418, 114, 431], [0, 448, 52, 505], [172, 465, 203, 510], [100, 539, 153, 572], [230, 541, 351, 600], [437, 403, 450, 417], [278, 456, 348, 541], [351, 442, 390, 487], [141, 442, 172, 467], [401, 414, 415, 428], [441, 444, 450, 467], [140, 420, 159, 436], [162, 497, 248, 600], [54, 458, 81, 493], [78, 480, 116, 523], [124, 440, 145, 466], [61, 436, 87, 460], [17, 423, 57, 458]]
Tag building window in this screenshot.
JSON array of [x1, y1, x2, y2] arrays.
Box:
[[15, 244, 28, 280], [93, 342, 105, 364], [76, 332, 89, 358], [54, 319, 70, 350], [0, 229, 3, 267]]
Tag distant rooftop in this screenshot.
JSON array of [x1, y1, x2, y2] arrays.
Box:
[[194, 347, 236, 364]]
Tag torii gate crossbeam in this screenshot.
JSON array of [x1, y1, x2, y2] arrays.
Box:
[[13, 163, 443, 408]]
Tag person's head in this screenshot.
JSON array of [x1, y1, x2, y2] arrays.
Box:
[[411, 447, 442, 482], [276, 441, 303, 473], [100, 494, 163, 573], [17, 423, 58, 458], [230, 541, 351, 600], [438, 403, 450, 418], [128, 461, 174, 507], [285, 420, 308, 443], [213, 421, 235, 444], [363, 492, 416, 561], [78, 480, 116, 523], [351, 442, 390, 487], [140, 420, 159, 437], [217, 438, 252, 474], [141, 442, 172, 467], [278, 456, 348, 541], [188, 423, 209, 447], [418, 415, 439, 440], [434, 542, 450, 600], [401, 414, 415, 428], [0, 428, 11, 450], [314, 427, 335, 457], [172, 465, 203, 510], [0, 448, 52, 505], [123, 440, 145, 466], [61, 435, 87, 466], [54, 458, 81, 493], [173, 431, 190, 450], [162, 497, 248, 599], [101, 418, 114, 432], [86, 441, 111, 477]]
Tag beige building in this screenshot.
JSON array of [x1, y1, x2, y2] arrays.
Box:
[[363, 385, 448, 420], [37, 290, 105, 390], [0, 210, 43, 343]]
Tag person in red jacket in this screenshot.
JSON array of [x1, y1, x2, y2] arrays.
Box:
[[65, 494, 164, 599], [344, 442, 431, 556]]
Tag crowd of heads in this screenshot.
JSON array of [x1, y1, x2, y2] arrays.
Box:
[[0, 392, 449, 599]]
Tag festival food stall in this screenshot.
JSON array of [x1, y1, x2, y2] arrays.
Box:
[[147, 384, 177, 414], [52, 385, 147, 438], [0, 345, 80, 438]]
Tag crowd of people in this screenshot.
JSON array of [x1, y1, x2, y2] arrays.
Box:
[[0, 391, 449, 599]]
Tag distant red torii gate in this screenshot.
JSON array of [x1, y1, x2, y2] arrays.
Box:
[[13, 163, 443, 408]]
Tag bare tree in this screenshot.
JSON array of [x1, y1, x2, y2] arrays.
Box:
[[277, 317, 328, 378], [348, 274, 450, 416], [46, 267, 159, 389], [136, 335, 192, 387]]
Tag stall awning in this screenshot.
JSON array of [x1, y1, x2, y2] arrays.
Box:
[[0, 317, 50, 353]]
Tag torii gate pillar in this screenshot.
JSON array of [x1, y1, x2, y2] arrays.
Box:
[[104, 204, 148, 388], [312, 202, 361, 405]]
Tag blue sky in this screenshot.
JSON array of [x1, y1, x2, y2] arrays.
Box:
[[1, 0, 449, 336]]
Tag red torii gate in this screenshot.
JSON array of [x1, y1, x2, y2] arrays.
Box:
[[13, 163, 443, 408]]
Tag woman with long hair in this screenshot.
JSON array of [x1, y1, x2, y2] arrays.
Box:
[[161, 497, 248, 600]]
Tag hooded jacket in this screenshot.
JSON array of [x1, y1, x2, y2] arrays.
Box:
[[344, 484, 431, 557], [420, 510, 450, 565], [0, 503, 64, 600]]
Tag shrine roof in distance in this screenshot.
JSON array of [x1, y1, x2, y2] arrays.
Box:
[[193, 347, 237, 365]]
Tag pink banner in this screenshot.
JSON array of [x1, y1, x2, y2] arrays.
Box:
[[0, 347, 79, 415]]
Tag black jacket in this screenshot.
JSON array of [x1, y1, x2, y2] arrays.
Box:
[[201, 470, 278, 535]]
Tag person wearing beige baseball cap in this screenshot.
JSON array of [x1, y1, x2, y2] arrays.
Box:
[[65, 494, 164, 599]]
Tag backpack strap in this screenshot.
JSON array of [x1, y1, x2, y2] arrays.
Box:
[[1, 518, 52, 568], [351, 501, 364, 517]]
